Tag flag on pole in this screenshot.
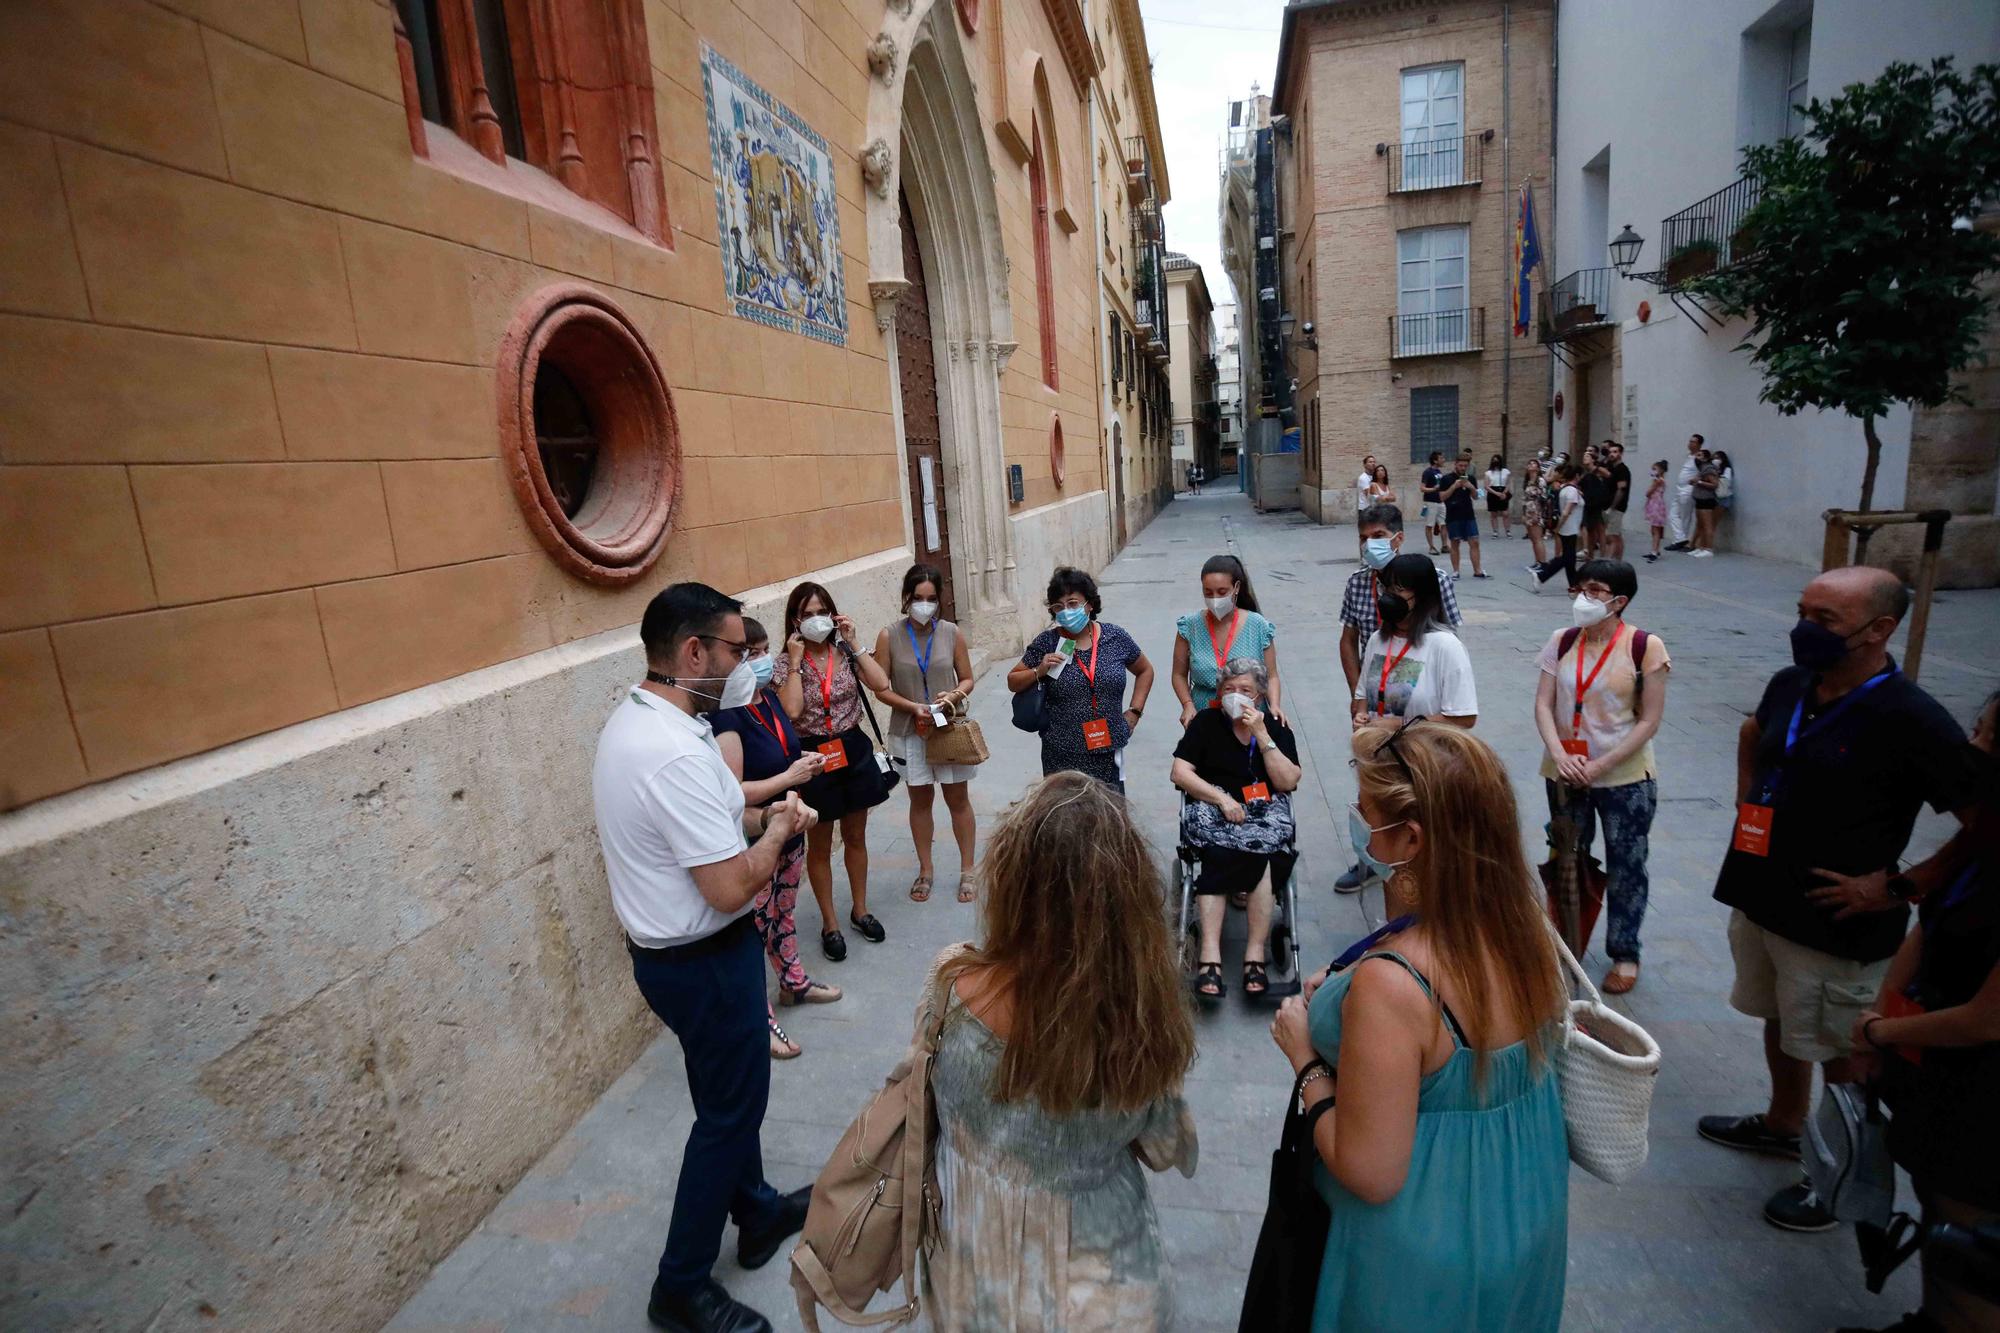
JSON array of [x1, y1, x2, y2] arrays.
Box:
[[1513, 183, 1542, 337]]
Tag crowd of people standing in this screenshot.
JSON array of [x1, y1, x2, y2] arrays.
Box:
[[587, 454, 1992, 1332]]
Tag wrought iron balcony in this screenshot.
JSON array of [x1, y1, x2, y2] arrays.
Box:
[[1388, 306, 1484, 359], [1125, 135, 1154, 204], [1538, 268, 1616, 344], [1651, 176, 1763, 288], [1384, 131, 1489, 193]]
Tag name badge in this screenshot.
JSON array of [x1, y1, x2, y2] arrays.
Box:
[[1561, 738, 1590, 758], [1733, 802, 1774, 857], [1081, 718, 1113, 751], [816, 740, 849, 772], [1242, 782, 1270, 802]]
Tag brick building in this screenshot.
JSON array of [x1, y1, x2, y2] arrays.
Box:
[[1273, 0, 1554, 524], [0, 0, 1164, 1327]]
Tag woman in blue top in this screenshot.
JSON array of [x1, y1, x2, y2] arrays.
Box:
[[1269, 720, 1570, 1331], [710, 617, 841, 1059], [1170, 554, 1284, 725], [1007, 567, 1155, 792]]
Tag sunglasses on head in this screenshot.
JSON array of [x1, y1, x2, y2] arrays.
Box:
[[1374, 715, 1429, 785]]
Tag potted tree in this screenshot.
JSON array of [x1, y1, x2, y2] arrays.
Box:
[[1663, 236, 1721, 286]]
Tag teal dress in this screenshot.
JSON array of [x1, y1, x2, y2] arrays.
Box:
[[1175, 609, 1278, 711], [1307, 951, 1568, 1332]]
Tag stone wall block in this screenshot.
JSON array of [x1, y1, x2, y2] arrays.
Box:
[[0, 465, 158, 631], [0, 126, 91, 319]]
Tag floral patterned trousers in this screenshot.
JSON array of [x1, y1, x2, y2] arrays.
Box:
[[1545, 778, 1658, 964], [752, 836, 810, 999]]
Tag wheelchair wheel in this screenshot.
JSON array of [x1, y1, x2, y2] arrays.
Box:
[[1176, 857, 1201, 976], [1271, 921, 1293, 973]]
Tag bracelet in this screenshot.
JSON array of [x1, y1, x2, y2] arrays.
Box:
[[1297, 1068, 1332, 1103]]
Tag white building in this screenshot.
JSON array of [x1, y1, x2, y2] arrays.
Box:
[[1217, 302, 1244, 476], [1549, 0, 2000, 581]]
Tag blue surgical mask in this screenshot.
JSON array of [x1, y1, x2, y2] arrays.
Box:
[[1362, 536, 1396, 570], [1348, 802, 1411, 882], [1055, 606, 1091, 634], [748, 654, 775, 686]]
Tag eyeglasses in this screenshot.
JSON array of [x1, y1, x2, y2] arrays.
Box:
[[1374, 715, 1428, 786], [697, 634, 750, 660], [1047, 598, 1091, 614]]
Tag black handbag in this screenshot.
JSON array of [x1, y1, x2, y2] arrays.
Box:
[[1238, 1064, 1333, 1333], [843, 647, 901, 806], [1011, 680, 1047, 733]]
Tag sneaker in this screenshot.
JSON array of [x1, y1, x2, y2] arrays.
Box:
[[1666, 540, 1692, 552], [1335, 861, 1367, 894], [1763, 1179, 1838, 1233], [1691, 548, 1714, 559], [1696, 1112, 1801, 1157], [1643, 553, 1659, 563], [1523, 566, 1545, 594]]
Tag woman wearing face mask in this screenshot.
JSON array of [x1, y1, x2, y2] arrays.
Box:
[[1008, 567, 1155, 792], [710, 618, 841, 1057], [773, 582, 895, 960], [1172, 659, 1302, 1000], [1350, 554, 1478, 734], [1532, 560, 1671, 994], [1484, 453, 1513, 540], [1171, 554, 1283, 728], [872, 564, 979, 905], [1267, 721, 1569, 1331], [1520, 458, 1549, 565]]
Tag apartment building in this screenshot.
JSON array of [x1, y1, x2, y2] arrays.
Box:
[[1165, 252, 1218, 484]]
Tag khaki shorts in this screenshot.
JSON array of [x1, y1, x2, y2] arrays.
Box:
[[1600, 506, 1626, 535], [1727, 910, 1888, 1063]]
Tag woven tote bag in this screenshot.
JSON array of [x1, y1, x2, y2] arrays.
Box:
[[1549, 933, 1661, 1184], [923, 698, 989, 767]]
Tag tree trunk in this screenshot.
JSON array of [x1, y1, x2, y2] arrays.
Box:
[[1854, 413, 1883, 560]]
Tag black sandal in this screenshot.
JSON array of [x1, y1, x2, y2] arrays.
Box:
[[1194, 961, 1226, 999], [821, 929, 847, 961], [1243, 960, 1269, 998]]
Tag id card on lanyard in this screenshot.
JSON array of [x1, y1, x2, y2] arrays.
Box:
[[1564, 623, 1626, 758], [1734, 667, 1897, 857], [1240, 734, 1268, 802], [1374, 638, 1415, 717], [1075, 627, 1112, 750]]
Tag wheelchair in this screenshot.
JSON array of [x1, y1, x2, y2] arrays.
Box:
[[1173, 793, 1305, 1003]]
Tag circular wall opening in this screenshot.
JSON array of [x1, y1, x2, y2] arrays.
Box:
[[1050, 413, 1066, 488], [498, 284, 679, 585]]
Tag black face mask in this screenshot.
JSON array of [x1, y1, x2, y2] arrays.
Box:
[[1377, 593, 1409, 628]]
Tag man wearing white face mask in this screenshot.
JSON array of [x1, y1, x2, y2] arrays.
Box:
[[592, 583, 822, 1333], [1531, 560, 1671, 996], [873, 563, 980, 905]]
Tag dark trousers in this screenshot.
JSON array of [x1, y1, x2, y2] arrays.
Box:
[[629, 917, 781, 1295], [1535, 531, 1579, 586]]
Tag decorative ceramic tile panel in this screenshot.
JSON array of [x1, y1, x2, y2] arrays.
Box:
[[700, 42, 849, 346]]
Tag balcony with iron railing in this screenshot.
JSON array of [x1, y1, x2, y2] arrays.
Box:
[[1388, 306, 1485, 359], [1125, 135, 1154, 204], [1538, 268, 1616, 345], [1383, 131, 1490, 193], [1651, 176, 1763, 288]]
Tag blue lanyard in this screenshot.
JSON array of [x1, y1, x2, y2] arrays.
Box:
[[1330, 915, 1416, 973], [905, 621, 935, 702], [1938, 863, 1983, 912], [1756, 667, 1897, 803]]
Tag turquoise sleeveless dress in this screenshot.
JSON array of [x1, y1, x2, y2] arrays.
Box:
[[1307, 951, 1568, 1332]]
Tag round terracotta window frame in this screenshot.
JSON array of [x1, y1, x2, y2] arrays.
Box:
[[497, 283, 680, 586], [956, 0, 978, 33], [1049, 413, 1066, 489]]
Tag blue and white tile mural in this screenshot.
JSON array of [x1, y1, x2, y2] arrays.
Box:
[[700, 42, 849, 346]]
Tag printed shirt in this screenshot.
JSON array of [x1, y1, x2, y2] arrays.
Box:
[[1535, 626, 1671, 787], [1339, 566, 1464, 640], [771, 645, 862, 737], [1352, 629, 1478, 720], [1174, 609, 1279, 711]]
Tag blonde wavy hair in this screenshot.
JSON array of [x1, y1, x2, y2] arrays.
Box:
[[943, 772, 1196, 1113], [1353, 722, 1567, 1075]]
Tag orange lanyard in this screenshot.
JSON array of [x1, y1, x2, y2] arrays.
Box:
[[1375, 638, 1415, 716], [803, 647, 836, 719], [1205, 610, 1242, 687], [1075, 625, 1104, 712], [745, 696, 791, 752], [1572, 623, 1626, 735]]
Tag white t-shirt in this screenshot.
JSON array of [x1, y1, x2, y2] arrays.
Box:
[[1356, 470, 1374, 507], [592, 687, 750, 946], [1354, 629, 1478, 720], [1556, 484, 1585, 536], [1486, 467, 1510, 493]]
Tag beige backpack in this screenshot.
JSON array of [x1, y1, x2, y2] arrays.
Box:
[[790, 944, 971, 1330]]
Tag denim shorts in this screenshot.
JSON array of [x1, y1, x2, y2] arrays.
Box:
[[1445, 516, 1480, 542]]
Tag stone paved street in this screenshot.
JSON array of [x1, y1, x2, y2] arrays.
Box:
[[387, 492, 2000, 1333]]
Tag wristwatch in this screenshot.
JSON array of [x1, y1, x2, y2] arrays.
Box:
[[1886, 872, 1919, 902]]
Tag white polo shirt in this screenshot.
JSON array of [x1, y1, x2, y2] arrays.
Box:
[[592, 686, 749, 947]]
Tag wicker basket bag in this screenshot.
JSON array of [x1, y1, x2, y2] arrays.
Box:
[[923, 697, 989, 767], [1549, 932, 1661, 1184]]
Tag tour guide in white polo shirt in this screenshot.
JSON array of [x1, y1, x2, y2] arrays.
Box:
[[594, 582, 820, 1333]]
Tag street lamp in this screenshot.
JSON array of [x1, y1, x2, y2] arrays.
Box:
[[1609, 224, 1644, 277]]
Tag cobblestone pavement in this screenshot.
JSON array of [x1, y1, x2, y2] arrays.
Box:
[[387, 492, 2000, 1332]]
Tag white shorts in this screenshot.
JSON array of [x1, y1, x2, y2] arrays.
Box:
[[1727, 910, 1888, 1063], [886, 728, 977, 788]]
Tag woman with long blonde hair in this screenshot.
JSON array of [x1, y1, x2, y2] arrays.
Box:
[[924, 772, 1198, 1331], [1268, 720, 1569, 1331]]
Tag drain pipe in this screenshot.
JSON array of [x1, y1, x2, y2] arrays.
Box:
[[1500, 0, 1512, 468]]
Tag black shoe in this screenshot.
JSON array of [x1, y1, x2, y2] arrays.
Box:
[[1643, 553, 1659, 563], [647, 1278, 773, 1333], [1696, 1112, 1801, 1158], [849, 912, 886, 943], [820, 929, 847, 961], [1763, 1179, 1838, 1233], [1666, 540, 1692, 552], [1335, 861, 1366, 893], [738, 1185, 812, 1269], [1834, 1313, 1943, 1333]]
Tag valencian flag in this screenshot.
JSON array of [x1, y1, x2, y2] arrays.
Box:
[[1513, 182, 1542, 337]]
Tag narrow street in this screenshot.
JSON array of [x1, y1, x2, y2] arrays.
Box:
[[387, 493, 1998, 1332]]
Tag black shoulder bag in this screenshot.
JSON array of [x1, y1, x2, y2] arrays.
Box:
[[1238, 1062, 1335, 1333], [840, 645, 901, 809]]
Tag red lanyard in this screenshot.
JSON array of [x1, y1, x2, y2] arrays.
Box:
[[745, 696, 789, 751], [1375, 638, 1415, 716], [803, 647, 836, 719], [1075, 625, 1104, 711], [1206, 610, 1242, 685], [1571, 623, 1627, 735]]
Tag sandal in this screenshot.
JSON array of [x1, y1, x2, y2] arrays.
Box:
[[1603, 962, 1640, 995], [956, 873, 977, 904], [909, 874, 932, 903], [821, 929, 847, 962], [1243, 960, 1269, 998], [1193, 961, 1226, 1000], [779, 982, 843, 1006], [769, 1021, 801, 1060]]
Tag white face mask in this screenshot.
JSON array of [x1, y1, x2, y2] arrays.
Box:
[[909, 601, 938, 625], [800, 614, 835, 643], [1205, 593, 1237, 620], [1572, 594, 1613, 629], [1220, 690, 1257, 720], [668, 658, 759, 711]]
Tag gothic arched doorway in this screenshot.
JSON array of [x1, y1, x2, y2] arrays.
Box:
[[895, 191, 955, 622]]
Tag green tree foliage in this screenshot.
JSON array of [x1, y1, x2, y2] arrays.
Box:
[[1691, 58, 2000, 518]]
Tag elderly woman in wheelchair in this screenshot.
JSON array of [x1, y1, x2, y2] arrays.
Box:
[[1170, 657, 1303, 1000]]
